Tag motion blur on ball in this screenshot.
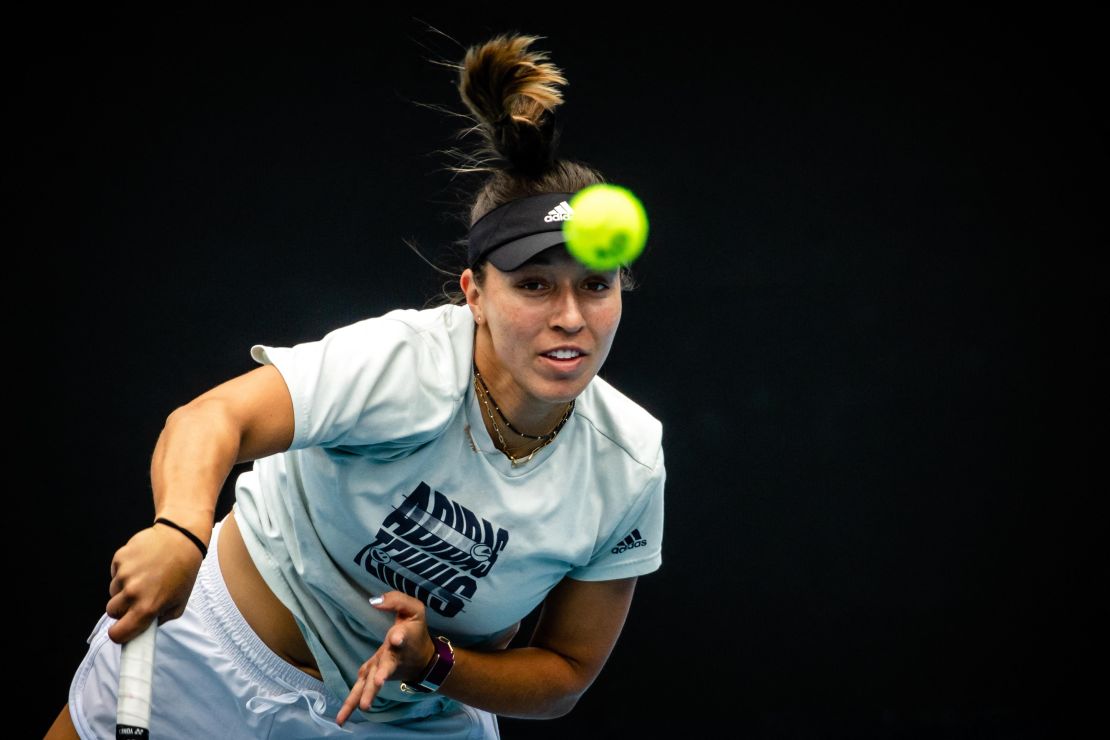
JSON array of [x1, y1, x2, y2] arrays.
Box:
[[562, 184, 649, 271]]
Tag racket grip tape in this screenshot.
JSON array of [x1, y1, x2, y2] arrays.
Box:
[[116, 620, 157, 738]]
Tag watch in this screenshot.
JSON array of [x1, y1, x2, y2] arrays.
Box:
[[399, 636, 455, 694]]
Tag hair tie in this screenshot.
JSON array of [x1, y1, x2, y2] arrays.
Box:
[[154, 517, 208, 558]]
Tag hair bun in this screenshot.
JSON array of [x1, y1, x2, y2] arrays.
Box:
[[457, 34, 567, 175]]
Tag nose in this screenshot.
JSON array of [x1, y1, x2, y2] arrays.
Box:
[[550, 287, 585, 334]]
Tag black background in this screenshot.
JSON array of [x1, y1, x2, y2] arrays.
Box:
[[21, 9, 1099, 738]]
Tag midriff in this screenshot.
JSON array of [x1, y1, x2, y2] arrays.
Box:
[[218, 511, 323, 681]]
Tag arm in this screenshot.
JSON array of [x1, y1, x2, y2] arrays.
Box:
[[105, 365, 295, 643], [336, 575, 638, 724]]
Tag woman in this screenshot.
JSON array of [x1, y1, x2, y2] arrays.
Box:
[[48, 32, 664, 739]]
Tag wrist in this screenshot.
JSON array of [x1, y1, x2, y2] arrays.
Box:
[[400, 635, 455, 694], [153, 508, 214, 540], [153, 517, 210, 559]]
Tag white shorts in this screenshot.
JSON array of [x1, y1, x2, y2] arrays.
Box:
[[67, 517, 499, 739]]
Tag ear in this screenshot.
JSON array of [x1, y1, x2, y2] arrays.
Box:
[[460, 268, 482, 322]]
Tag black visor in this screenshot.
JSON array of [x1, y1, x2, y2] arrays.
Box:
[[467, 192, 578, 270]]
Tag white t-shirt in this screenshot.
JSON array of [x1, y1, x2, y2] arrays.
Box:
[[233, 303, 665, 723]]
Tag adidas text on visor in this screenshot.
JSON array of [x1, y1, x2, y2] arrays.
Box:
[[467, 192, 577, 271]]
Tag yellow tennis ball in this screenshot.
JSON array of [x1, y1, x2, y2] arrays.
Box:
[[562, 184, 649, 271]]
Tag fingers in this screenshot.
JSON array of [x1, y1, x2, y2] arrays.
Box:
[[109, 553, 125, 598], [373, 644, 399, 686], [106, 601, 156, 644], [104, 526, 202, 644], [337, 595, 439, 727], [358, 643, 399, 691], [108, 590, 190, 640], [105, 573, 141, 642], [336, 674, 365, 726], [105, 559, 154, 642], [368, 590, 425, 618], [336, 651, 395, 727]]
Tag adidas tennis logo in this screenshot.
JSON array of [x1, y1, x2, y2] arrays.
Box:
[[544, 201, 574, 222], [611, 529, 647, 554]]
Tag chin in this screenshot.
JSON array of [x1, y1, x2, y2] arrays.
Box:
[[532, 378, 590, 405]]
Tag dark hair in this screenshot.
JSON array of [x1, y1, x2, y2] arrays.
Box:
[[413, 33, 635, 305]]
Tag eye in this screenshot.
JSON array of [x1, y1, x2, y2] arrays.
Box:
[[517, 278, 548, 291], [582, 277, 612, 292]]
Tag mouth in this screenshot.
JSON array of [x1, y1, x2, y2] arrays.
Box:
[[539, 347, 589, 371], [542, 348, 586, 361]]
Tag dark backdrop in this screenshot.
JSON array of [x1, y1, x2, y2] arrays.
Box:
[[22, 9, 1098, 738]]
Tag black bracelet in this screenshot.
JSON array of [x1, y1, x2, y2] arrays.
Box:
[[154, 517, 208, 558]]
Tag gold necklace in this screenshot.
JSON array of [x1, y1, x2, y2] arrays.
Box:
[[473, 366, 574, 466]]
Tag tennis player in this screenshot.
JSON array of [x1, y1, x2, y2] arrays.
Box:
[[47, 31, 665, 739]]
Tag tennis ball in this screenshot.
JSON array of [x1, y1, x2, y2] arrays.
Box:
[[562, 184, 649, 271]]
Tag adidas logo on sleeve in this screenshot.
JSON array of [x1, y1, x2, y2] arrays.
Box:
[[611, 529, 647, 554], [544, 201, 574, 222]]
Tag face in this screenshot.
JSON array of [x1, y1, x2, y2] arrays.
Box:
[[462, 247, 622, 415]]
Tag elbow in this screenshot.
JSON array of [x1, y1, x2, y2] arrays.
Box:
[[502, 679, 584, 720], [528, 698, 577, 720], [545, 697, 580, 719], [162, 402, 194, 430], [158, 400, 242, 455], [539, 686, 586, 720], [530, 653, 599, 719], [158, 404, 193, 443], [164, 398, 212, 428], [165, 398, 232, 430]]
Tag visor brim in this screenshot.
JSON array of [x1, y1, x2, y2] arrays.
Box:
[[484, 231, 567, 271]]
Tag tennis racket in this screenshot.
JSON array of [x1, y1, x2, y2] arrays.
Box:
[[116, 620, 157, 738]]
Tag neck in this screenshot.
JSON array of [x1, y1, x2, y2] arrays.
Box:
[[473, 372, 573, 465]]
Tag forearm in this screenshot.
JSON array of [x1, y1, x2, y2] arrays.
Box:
[[439, 644, 591, 719], [341, 579, 636, 727], [432, 578, 634, 718], [150, 400, 243, 547]]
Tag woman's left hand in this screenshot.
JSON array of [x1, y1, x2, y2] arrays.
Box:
[[335, 591, 436, 727]]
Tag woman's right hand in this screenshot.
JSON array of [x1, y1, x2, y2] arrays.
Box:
[[105, 523, 207, 644]]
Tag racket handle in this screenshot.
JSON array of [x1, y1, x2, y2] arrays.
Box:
[[116, 620, 157, 738]]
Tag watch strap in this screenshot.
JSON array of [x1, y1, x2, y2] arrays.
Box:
[[399, 636, 454, 694]]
